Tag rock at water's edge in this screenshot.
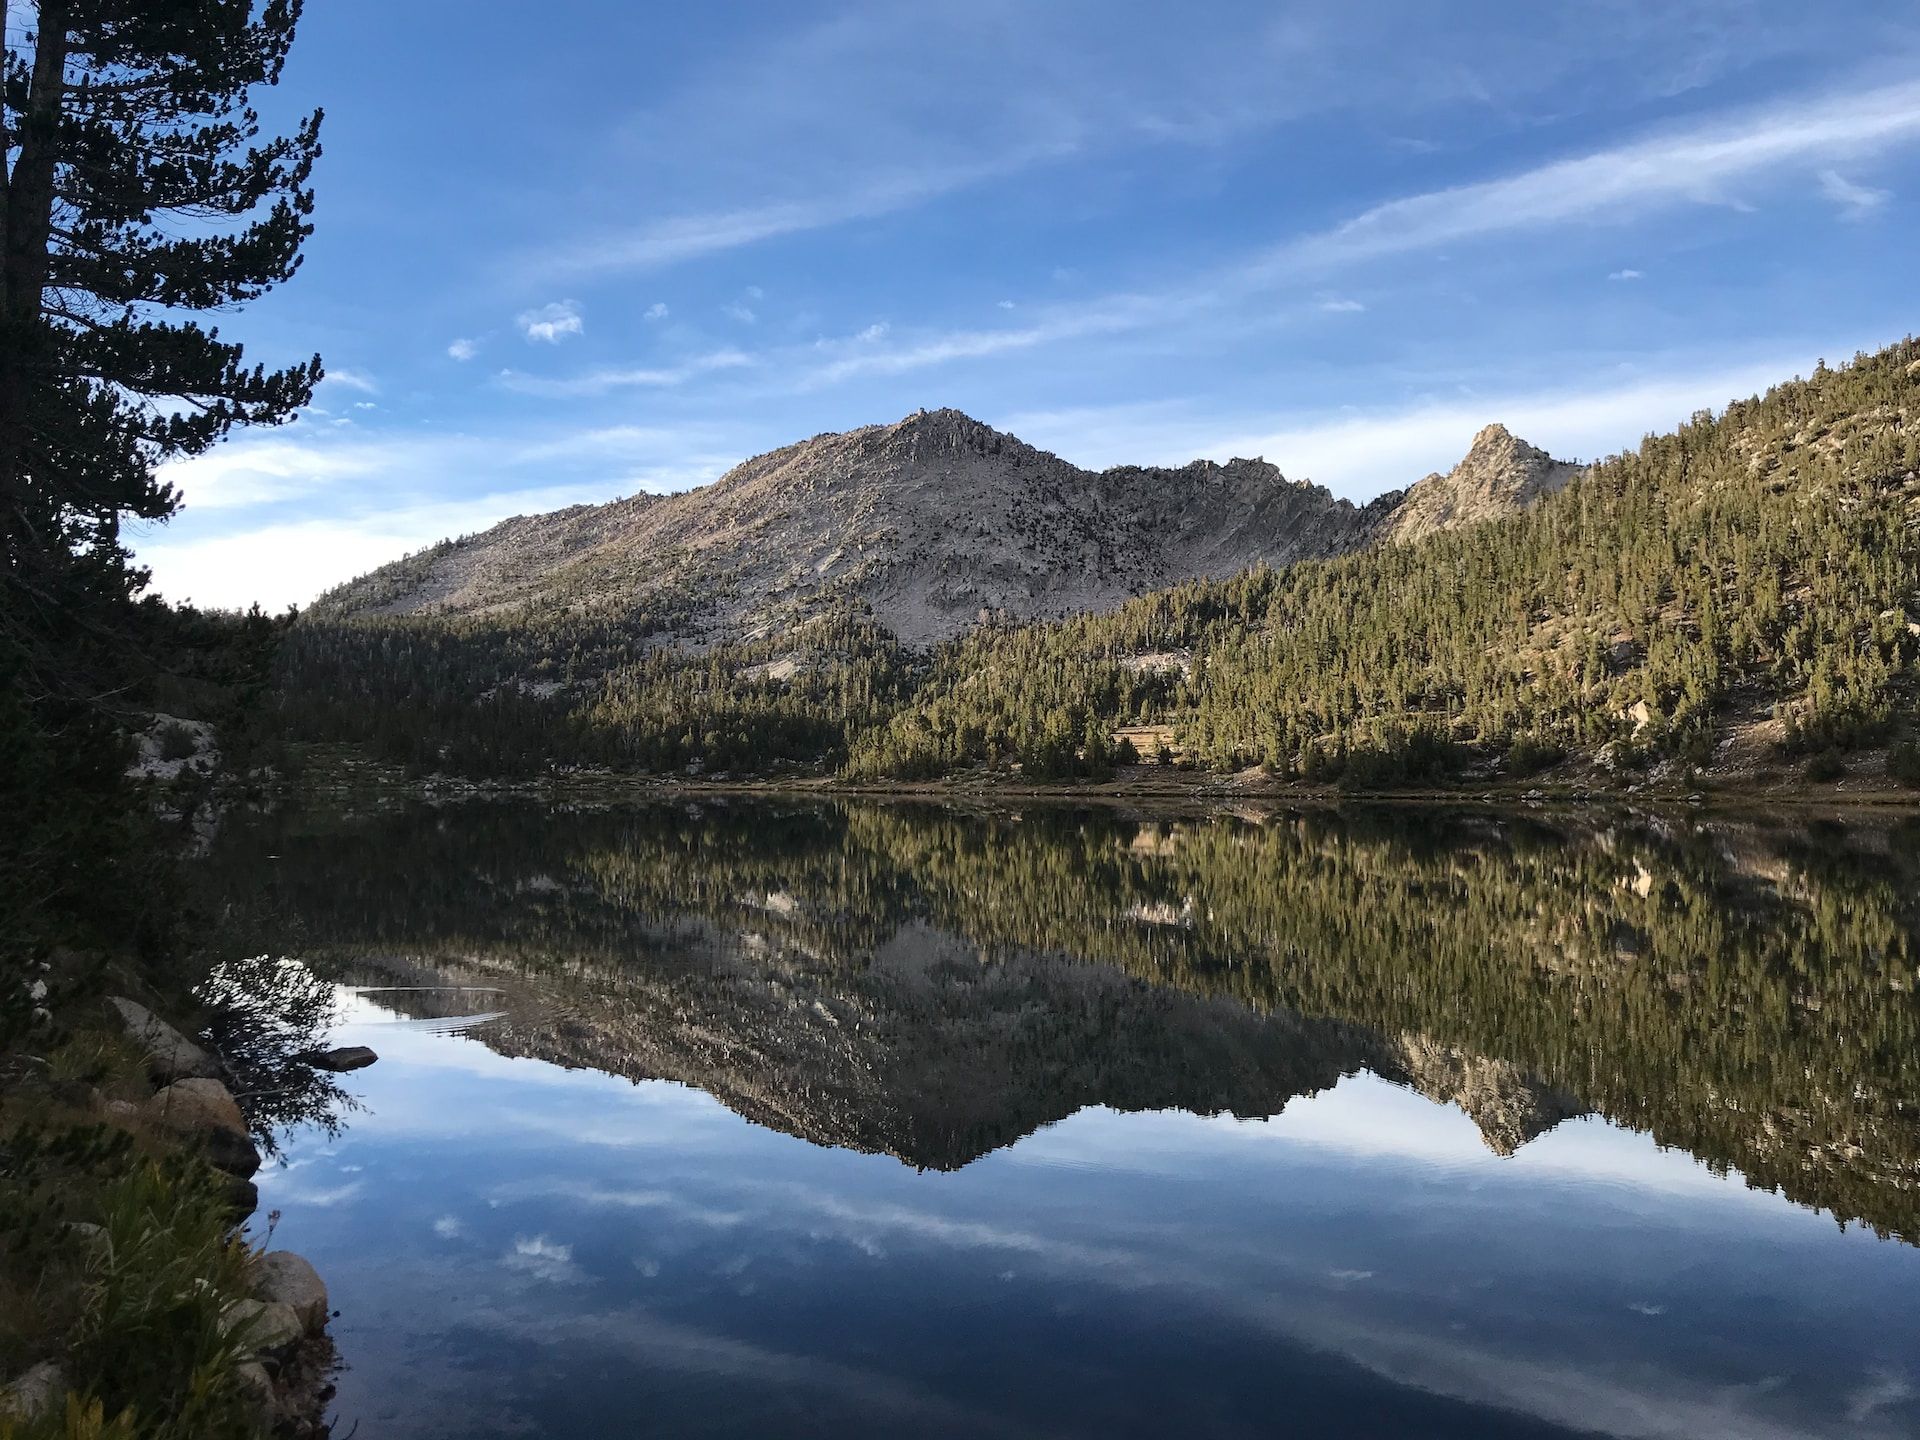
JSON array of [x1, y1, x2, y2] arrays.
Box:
[[220, 1298, 304, 1355], [144, 1078, 261, 1177], [108, 995, 219, 1082], [305, 1045, 377, 1072], [254, 1251, 329, 1332]]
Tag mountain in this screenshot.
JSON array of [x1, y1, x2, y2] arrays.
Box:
[[280, 340, 1920, 789], [1377, 423, 1581, 545], [312, 407, 1565, 646]]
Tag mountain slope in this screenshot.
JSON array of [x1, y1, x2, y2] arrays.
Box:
[[311, 407, 1558, 646], [1378, 423, 1581, 545]]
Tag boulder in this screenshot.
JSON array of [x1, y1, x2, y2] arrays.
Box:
[[253, 1251, 329, 1333], [0, 1361, 66, 1423], [144, 1078, 260, 1177], [220, 1298, 304, 1355], [305, 1045, 377, 1072], [234, 1359, 276, 1416], [108, 996, 218, 1082], [224, 1174, 262, 1220]]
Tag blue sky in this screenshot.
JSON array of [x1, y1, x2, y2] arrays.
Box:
[[136, 0, 1920, 611]]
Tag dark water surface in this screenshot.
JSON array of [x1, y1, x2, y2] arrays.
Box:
[[202, 799, 1920, 1439]]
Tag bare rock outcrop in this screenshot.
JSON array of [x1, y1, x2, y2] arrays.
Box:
[[313, 408, 1564, 648], [1378, 423, 1581, 546]]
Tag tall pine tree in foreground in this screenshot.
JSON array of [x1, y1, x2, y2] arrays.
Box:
[[0, 0, 321, 964]]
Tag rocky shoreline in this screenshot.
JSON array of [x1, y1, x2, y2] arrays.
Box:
[[1, 984, 374, 1435]]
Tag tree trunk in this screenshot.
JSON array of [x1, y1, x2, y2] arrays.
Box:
[[0, 0, 68, 513]]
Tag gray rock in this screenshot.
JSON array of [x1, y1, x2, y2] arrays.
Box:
[[144, 1078, 260, 1177], [254, 1251, 329, 1333], [306, 1045, 377, 1072], [108, 996, 218, 1082], [234, 1359, 276, 1414], [0, 1360, 66, 1423], [221, 1298, 304, 1355]]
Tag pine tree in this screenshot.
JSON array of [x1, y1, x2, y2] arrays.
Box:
[[1, 0, 322, 630], [0, 0, 322, 956]]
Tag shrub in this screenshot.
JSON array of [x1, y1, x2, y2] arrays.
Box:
[[154, 722, 198, 764], [1888, 740, 1920, 788], [1803, 749, 1848, 783]]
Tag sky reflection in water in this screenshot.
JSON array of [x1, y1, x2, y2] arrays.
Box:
[[263, 986, 1920, 1440]]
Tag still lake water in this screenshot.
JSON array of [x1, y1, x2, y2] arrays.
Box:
[[202, 799, 1920, 1439]]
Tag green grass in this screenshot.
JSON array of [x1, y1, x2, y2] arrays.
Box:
[[2, 1031, 266, 1440]]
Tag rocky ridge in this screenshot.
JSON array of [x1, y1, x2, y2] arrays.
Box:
[[1376, 423, 1582, 545], [313, 408, 1574, 646], [333, 918, 1586, 1172]]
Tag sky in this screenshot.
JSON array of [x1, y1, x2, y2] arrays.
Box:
[[134, 0, 1920, 611]]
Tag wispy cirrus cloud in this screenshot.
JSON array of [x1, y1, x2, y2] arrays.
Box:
[[544, 150, 1070, 276], [499, 348, 753, 398], [744, 78, 1920, 393], [1817, 168, 1892, 218], [1267, 78, 1920, 275]]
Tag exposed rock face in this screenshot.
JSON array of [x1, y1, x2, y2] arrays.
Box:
[[1385, 1034, 1589, 1155], [107, 995, 219, 1082], [314, 408, 1565, 647], [1377, 423, 1580, 546], [144, 1078, 261, 1176]]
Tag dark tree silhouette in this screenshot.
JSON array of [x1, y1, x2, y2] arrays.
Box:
[[0, 0, 321, 956]]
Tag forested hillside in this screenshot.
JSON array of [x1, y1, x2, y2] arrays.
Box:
[[277, 340, 1920, 790]]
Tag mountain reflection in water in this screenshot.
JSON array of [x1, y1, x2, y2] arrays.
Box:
[[202, 799, 1920, 1439]]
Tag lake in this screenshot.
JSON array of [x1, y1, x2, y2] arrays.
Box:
[[200, 798, 1920, 1439]]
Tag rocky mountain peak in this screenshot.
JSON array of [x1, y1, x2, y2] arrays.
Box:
[[314, 405, 1583, 645], [1378, 424, 1581, 546]]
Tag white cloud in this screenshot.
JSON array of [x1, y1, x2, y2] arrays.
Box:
[[500, 348, 753, 398], [855, 322, 890, 342], [739, 81, 1920, 398], [1608, 269, 1644, 281], [996, 299, 1016, 310], [502, 1234, 580, 1284], [543, 150, 1066, 274], [1318, 297, 1366, 313], [722, 301, 758, 324], [643, 302, 670, 321], [799, 294, 1170, 388], [1817, 168, 1891, 219], [1270, 79, 1920, 274], [320, 367, 378, 394], [160, 434, 401, 511], [447, 337, 479, 361], [517, 300, 585, 344], [138, 482, 624, 612], [1005, 348, 1837, 500]]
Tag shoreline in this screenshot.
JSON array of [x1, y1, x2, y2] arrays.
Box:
[[0, 979, 344, 1435], [278, 746, 1920, 818]]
